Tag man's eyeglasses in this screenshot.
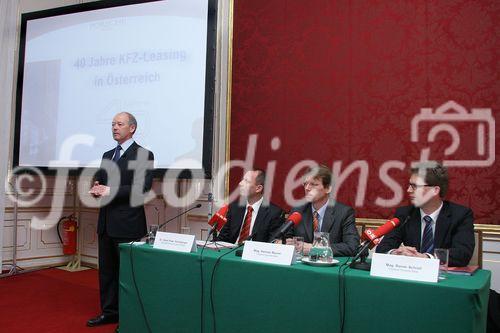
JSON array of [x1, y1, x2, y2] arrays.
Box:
[[303, 181, 322, 188], [408, 183, 434, 190]]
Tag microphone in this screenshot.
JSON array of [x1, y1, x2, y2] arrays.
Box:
[[236, 213, 300, 256], [269, 212, 302, 241], [236, 213, 302, 257], [350, 217, 400, 270], [158, 203, 202, 230], [360, 217, 400, 249], [207, 204, 229, 236]]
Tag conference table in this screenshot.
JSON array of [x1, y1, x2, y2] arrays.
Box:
[[119, 243, 490, 333]]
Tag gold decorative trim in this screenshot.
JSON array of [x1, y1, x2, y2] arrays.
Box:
[[3, 223, 29, 249], [355, 219, 500, 234], [81, 254, 98, 259], [224, 0, 234, 199], [483, 259, 500, 264], [187, 213, 208, 222], [355, 218, 385, 226], [2, 254, 67, 262], [474, 224, 500, 232], [40, 230, 62, 246], [5, 206, 75, 213], [82, 262, 98, 269], [0, 264, 64, 273], [1, 262, 96, 271], [4, 190, 73, 195], [79, 207, 100, 213]]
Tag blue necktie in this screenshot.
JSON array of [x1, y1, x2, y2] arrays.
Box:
[[112, 145, 122, 162], [421, 215, 434, 254]]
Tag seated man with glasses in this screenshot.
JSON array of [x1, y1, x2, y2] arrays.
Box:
[[286, 164, 360, 256], [376, 162, 475, 267]]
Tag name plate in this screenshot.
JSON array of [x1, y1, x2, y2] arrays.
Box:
[[370, 253, 439, 283], [153, 232, 197, 253], [242, 241, 295, 266]]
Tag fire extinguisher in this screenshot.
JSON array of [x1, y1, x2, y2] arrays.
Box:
[[57, 215, 77, 255]]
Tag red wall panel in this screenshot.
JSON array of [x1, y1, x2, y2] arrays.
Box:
[[229, 0, 499, 224]]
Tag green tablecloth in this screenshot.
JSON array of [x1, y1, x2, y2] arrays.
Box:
[[119, 244, 490, 333]]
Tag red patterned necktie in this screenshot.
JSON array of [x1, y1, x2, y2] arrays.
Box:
[[238, 206, 253, 244], [313, 211, 320, 232]]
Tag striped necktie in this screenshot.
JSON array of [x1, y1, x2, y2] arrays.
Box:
[[313, 211, 320, 232], [421, 215, 434, 254], [238, 206, 253, 244]]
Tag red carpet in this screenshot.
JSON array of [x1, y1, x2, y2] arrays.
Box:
[[0, 268, 117, 333]]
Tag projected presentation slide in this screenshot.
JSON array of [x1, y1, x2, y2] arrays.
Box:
[[17, 0, 211, 170]]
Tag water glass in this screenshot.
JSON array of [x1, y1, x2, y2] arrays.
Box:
[[147, 225, 159, 245], [434, 248, 449, 280], [292, 236, 304, 261]]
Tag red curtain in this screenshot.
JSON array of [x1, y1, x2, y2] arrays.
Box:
[[229, 0, 499, 224]]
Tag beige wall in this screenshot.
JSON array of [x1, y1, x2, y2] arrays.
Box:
[[0, 0, 19, 271]]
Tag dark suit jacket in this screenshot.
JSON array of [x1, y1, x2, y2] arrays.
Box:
[[95, 142, 154, 239], [288, 200, 360, 257], [376, 201, 475, 267], [218, 201, 285, 244]]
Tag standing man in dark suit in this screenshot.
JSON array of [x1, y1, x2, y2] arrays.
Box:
[[218, 169, 284, 244], [87, 112, 154, 329], [376, 163, 474, 267], [287, 165, 359, 257]]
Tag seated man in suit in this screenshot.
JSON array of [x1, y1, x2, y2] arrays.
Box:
[[376, 163, 474, 267], [287, 165, 359, 256], [218, 169, 284, 244]]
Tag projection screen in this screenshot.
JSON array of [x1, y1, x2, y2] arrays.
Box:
[[14, 0, 216, 178]]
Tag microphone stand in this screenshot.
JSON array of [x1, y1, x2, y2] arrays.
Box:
[[349, 241, 372, 271], [210, 228, 219, 242], [206, 223, 218, 238], [147, 204, 201, 245], [204, 191, 223, 249], [154, 206, 160, 228], [205, 224, 223, 251], [207, 193, 218, 242], [349, 211, 415, 271], [158, 204, 202, 231]]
